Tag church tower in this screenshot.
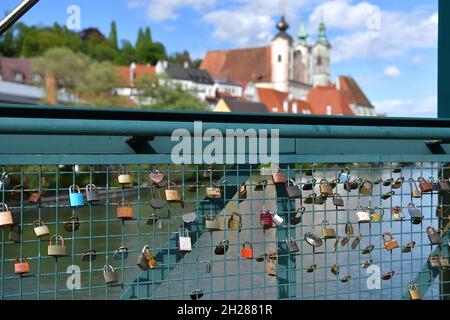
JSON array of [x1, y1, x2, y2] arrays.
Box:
[[271, 16, 293, 92], [294, 23, 310, 84], [311, 19, 331, 87]]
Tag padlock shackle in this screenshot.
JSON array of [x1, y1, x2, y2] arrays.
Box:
[[118, 200, 130, 207], [103, 265, 115, 273], [69, 184, 81, 194], [178, 227, 189, 237], [141, 245, 150, 253], [287, 178, 296, 186], [0, 202, 8, 211], [231, 211, 242, 222], [49, 234, 64, 246], [321, 220, 332, 228], [85, 183, 97, 191], [15, 256, 28, 263], [242, 241, 252, 249], [118, 165, 129, 175], [382, 232, 394, 240], [33, 219, 46, 227]]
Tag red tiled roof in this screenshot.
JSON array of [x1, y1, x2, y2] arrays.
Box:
[[0, 57, 32, 84], [256, 88, 312, 114], [201, 47, 271, 84], [115, 64, 156, 88], [338, 76, 374, 108], [307, 84, 355, 115]]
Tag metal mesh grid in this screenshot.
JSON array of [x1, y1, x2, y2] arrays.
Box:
[[0, 162, 448, 300]]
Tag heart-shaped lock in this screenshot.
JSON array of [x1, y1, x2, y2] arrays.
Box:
[[149, 170, 164, 184]]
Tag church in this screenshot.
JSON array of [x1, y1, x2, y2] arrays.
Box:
[[201, 16, 377, 116]]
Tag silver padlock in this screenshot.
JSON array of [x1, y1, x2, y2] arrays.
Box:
[[271, 211, 284, 226], [356, 206, 370, 223], [285, 235, 299, 253], [48, 235, 66, 257], [103, 265, 119, 284]]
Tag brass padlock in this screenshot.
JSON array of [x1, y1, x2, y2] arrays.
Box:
[[370, 206, 384, 222], [206, 184, 221, 199], [381, 270, 395, 281], [402, 241, 416, 253], [361, 259, 373, 269], [228, 211, 242, 230], [351, 234, 363, 250], [239, 183, 247, 199], [33, 220, 50, 237], [408, 283, 422, 300], [205, 211, 220, 230], [331, 264, 340, 275], [165, 182, 181, 202], [382, 232, 399, 251], [0, 203, 13, 227], [359, 180, 373, 195], [332, 236, 340, 253], [103, 265, 119, 285], [48, 235, 66, 257], [319, 179, 333, 196], [361, 244, 374, 255], [408, 178, 421, 198], [345, 222, 354, 236], [118, 166, 132, 185], [391, 177, 404, 189], [321, 220, 336, 239], [391, 206, 404, 220], [418, 177, 433, 193]]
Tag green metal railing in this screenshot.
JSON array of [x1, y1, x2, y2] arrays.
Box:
[[0, 105, 449, 300]]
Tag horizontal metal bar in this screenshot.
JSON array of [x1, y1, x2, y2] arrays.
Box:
[[0, 0, 39, 35], [3, 117, 450, 141]]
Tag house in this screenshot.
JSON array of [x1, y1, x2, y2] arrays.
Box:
[[307, 84, 354, 115], [214, 97, 269, 113], [155, 61, 215, 100], [337, 76, 377, 116], [115, 63, 157, 104], [256, 87, 312, 114]]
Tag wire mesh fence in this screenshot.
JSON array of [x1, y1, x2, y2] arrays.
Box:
[[0, 162, 448, 300]]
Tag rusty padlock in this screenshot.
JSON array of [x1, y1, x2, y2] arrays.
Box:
[[14, 257, 30, 275], [103, 265, 119, 284], [418, 177, 433, 193], [382, 232, 399, 251], [117, 200, 133, 219], [29, 176, 45, 204]]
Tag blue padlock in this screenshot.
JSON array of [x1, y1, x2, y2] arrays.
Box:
[[69, 185, 84, 207], [339, 168, 350, 182]]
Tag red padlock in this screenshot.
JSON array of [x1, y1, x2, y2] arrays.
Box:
[[241, 241, 253, 259], [14, 257, 30, 274], [260, 209, 273, 228]]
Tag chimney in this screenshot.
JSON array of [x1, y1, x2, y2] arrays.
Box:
[[283, 100, 289, 113], [44, 73, 57, 105], [130, 62, 136, 84], [183, 61, 189, 69]]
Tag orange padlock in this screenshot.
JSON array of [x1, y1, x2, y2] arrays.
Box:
[[117, 200, 133, 219], [382, 232, 399, 251], [14, 257, 30, 274], [241, 241, 253, 259]]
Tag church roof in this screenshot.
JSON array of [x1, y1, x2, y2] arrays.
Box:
[[200, 46, 272, 84], [257, 88, 312, 114], [307, 84, 354, 115], [338, 76, 374, 108]]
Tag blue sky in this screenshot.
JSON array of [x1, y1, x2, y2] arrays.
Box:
[[1, 0, 438, 117]]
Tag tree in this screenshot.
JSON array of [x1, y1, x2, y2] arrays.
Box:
[[135, 26, 167, 65], [135, 73, 208, 111], [109, 21, 118, 49], [114, 40, 136, 65]]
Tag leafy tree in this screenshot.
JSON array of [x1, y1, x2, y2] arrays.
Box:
[[109, 21, 118, 49], [135, 73, 208, 111], [135, 27, 166, 65], [114, 40, 136, 65]]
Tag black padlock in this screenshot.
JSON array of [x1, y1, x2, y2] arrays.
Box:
[[85, 184, 100, 202], [302, 179, 316, 191], [214, 240, 229, 255]]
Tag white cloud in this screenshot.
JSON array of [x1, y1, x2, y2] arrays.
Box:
[[374, 93, 437, 118], [383, 66, 400, 78], [411, 55, 426, 64], [128, 0, 215, 22]]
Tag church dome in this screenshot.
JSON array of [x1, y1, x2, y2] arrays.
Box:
[[276, 16, 289, 32]]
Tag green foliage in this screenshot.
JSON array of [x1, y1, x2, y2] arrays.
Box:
[[109, 21, 118, 49], [135, 73, 208, 111], [114, 40, 136, 65], [168, 50, 202, 69], [135, 27, 166, 65]]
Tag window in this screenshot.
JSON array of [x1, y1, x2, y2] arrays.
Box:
[[14, 72, 24, 82], [326, 105, 332, 115], [32, 73, 42, 83], [317, 56, 322, 66], [278, 55, 282, 63]]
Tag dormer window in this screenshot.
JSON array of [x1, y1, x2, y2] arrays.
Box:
[[32, 73, 43, 83], [14, 71, 24, 83]]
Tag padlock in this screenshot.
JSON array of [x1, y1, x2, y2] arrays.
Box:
[[239, 183, 247, 199], [393, 165, 403, 173], [408, 178, 421, 198], [402, 241, 416, 253], [103, 265, 119, 284], [303, 194, 313, 204], [10, 185, 23, 201], [285, 235, 299, 253], [165, 182, 181, 202], [14, 257, 30, 274], [338, 167, 350, 182], [137, 245, 157, 270], [29, 176, 45, 204], [182, 211, 197, 224], [0, 170, 10, 189], [341, 236, 350, 247], [440, 255, 450, 268], [0, 203, 13, 227], [436, 205, 449, 219], [146, 213, 159, 225], [382, 232, 399, 251], [418, 177, 433, 193], [313, 194, 325, 205], [271, 211, 284, 226], [345, 222, 354, 236], [408, 203, 423, 224], [359, 180, 373, 195], [69, 185, 84, 207], [85, 184, 100, 202], [178, 227, 192, 252], [427, 226, 442, 245], [321, 220, 336, 239], [304, 163, 316, 176], [150, 185, 166, 209], [341, 275, 351, 283], [304, 232, 323, 248], [81, 249, 96, 262], [408, 283, 422, 300], [429, 176, 440, 192], [319, 179, 333, 196], [381, 270, 395, 281], [286, 179, 302, 199], [117, 200, 133, 219], [333, 193, 344, 207], [215, 239, 229, 255], [149, 169, 164, 184], [361, 244, 374, 255], [331, 264, 340, 275], [113, 246, 129, 260], [351, 178, 361, 190], [361, 259, 373, 269], [33, 220, 50, 237], [332, 236, 340, 252], [206, 185, 221, 199], [381, 191, 395, 200], [428, 255, 441, 268], [8, 225, 21, 243], [228, 211, 242, 230], [64, 216, 80, 232], [290, 207, 304, 225], [205, 211, 220, 230], [118, 166, 132, 185], [383, 178, 393, 187], [190, 288, 204, 300], [48, 235, 66, 257], [188, 182, 199, 193], [439, 178, 450, 192], [370, 206, 384, 222], [356, 206, 370, 223], [241, 241, 253, 259], [254, 180, 267, 191], [306, 264, 317, 273], [391, 206, 404, 220], [302, 179, 316, 191], [330, 178, 339, 189], [391, 177, 404, 189], [260, 209, 273, 228], [351, 234, 363, 250], [272, 168, 287, 184], [266, 253, 277, 276]]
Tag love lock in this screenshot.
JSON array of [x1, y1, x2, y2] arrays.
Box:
[[427, 226, 442, 245], [370, 206, 384, 222], [306, 264, 317, 273], [149, 169, 164, 184], [331, 264, 340, 275], [182, 211, 197, 224], [408, 283, 422, 300], [361, 259, 373, 269], [190, 288, 204, 300], [241, 241, 253, 259], [103, 265, 119, 285], [0, 203, 13, 227], [391, 206, 404, 220], [351, 234, 363, 250], [69, 185, 84, 207], [64, 216, 80, 232], [85, 184, 100, 202], [402, 241, 416, 253], [332, 236, 340, 253], [285, 235, 299, 253], [113, 246, 129, 260], [382, 232, 399, 251], [304, 232, 323, 248], [381, 270, 395, 281], [408, 203, 423, 224], [321, 220, 336, 239], [290, 207, 304, 225], [356, 206, 370, 223], [286, 179, 302, 199], [361, 244, 374, 255]]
